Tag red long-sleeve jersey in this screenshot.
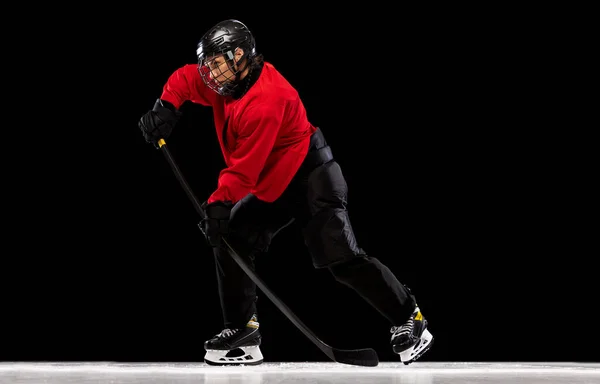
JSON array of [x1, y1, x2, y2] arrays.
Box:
[[160, 62, 317, 204]]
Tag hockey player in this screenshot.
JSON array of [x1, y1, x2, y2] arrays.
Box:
[[138, 19, 433, 366]]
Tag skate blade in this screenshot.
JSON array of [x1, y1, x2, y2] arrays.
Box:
[[204, 345, 264, 366], [399, 328, 433, 365]]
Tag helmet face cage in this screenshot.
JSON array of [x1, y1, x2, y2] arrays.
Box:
[[196, 20, 256, 96], [198, 50, 241, 96]]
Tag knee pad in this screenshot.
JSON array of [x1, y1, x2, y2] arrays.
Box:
[[302, 161, 365, 268], [304, 207, 366, 268]]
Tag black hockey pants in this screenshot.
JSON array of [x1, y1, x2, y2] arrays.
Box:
[[212, 128, 416, 330]]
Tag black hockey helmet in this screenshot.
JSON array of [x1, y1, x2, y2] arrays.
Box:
[[196, 19, 257, 96]]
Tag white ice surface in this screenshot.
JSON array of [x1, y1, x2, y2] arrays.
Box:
[[1, 361, 599, 383]]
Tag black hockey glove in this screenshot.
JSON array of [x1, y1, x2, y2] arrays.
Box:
[[199, 201, 234, 247], [138, 99, 182, 149]]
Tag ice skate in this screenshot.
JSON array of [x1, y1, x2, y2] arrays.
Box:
[[204, 314, 263, 366], [390, 307, 434, 365]]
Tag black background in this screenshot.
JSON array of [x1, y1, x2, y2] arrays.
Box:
[[3, 8, 596, 364]]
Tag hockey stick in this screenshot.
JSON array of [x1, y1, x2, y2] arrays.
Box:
[[156, 138, 379, 367]]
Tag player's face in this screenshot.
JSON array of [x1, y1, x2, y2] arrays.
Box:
[[198, 48, 246, 95], [205, 55, 235, 84]]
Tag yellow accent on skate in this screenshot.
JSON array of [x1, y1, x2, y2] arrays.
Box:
[[246, 315, 259, 329], [415, 311, 423, 321]]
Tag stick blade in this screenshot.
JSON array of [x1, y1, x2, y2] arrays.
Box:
[[331, 347, 379, 367]]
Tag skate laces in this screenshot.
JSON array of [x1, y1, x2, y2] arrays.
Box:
[[218, 328, 240, 338], [391, 320, 413, 338], [216, 315, 259, 339], [391, 307, 420, 339]]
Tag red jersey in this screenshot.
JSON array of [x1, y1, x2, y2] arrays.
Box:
[[160, 62, 317, 204]]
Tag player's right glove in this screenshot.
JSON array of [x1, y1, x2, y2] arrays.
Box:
[[199, 201, 234, 247], [138, 99, 182, 148]]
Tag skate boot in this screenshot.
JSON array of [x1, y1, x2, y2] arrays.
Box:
[[204, 314, 263, 366], [390, 307, 434, 365]]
